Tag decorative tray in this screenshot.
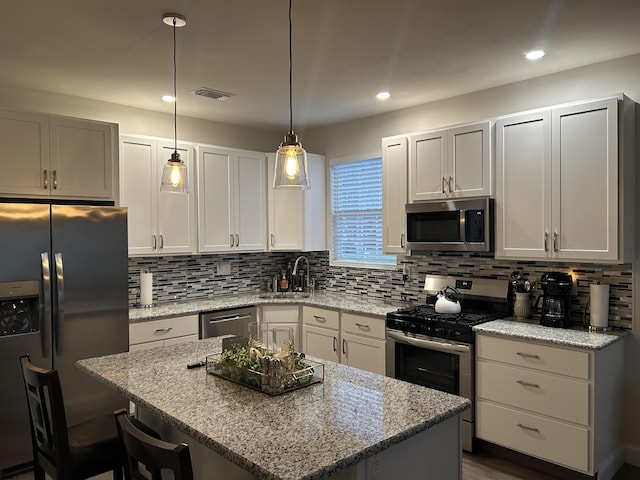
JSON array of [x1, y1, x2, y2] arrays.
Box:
[[206, 341, 323, 396]]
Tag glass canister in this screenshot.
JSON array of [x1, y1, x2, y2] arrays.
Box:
[[513, 292, 531, 319]]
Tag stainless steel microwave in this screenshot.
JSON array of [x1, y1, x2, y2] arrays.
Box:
[[405, 197, 493, 252]]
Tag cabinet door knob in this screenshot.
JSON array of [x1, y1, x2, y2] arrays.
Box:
[[333, 336, 338, 352], [153, 235, 157, 250], [52, 170, 58, 190], [235, 234, 239, 247], [448, 176, 453, 193], [553, 231, 558, 252], [159, 235, 164, 249], [43, 169, 49, 189], [230, 235, 234, 247], [400, 233, 405, 248], [342, 339, 347, 355], [441, 176, 446, 194], [270, 234, 275, 247]]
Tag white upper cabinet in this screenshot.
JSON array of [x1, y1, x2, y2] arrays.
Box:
[[495, 110, 552, 259], [0, 109, 116, 200], [267, 152, 326, 251], [496, 96, 631, 263], [197, 145, 266, 253], [381, 135, 407, 254], [409, 121, 491, 201], [120, 135, 196, 256]]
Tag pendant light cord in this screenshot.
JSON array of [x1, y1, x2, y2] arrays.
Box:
[[288, 0, 293, 134], [173, 17, 178, 154]]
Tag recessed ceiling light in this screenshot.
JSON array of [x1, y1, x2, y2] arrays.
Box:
[[525, 50, 545, 61], [162, 95, 176, 102], [376, 91, 391, 100]]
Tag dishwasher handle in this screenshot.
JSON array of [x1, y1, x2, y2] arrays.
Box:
[[206, 314, 253, 324]]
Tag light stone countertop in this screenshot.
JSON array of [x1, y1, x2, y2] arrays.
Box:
[[129, 291, 402, 323], [77, 336, 470, 480], [473, 319, 627, 350]]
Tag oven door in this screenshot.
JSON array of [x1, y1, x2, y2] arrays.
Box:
[[386, 329, 474, 451]]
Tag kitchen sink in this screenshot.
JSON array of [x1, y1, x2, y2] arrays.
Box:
[[258, 292, 311, 299]]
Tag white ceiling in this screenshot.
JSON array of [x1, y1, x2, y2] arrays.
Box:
[[3, 0, 640, 130]]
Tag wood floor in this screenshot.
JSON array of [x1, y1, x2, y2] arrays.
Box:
[[462, 450, 640, 480], [5, 455, 640, 479]]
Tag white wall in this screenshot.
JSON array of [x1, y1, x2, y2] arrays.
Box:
[[304, 53, 640, 158], [0, 82, 280, 152], [305, 53, 640, 466]]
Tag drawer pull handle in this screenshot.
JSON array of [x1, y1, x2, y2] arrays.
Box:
[[155, 327, 173, 333], [355, 323, 370, 330], [517, 423, 540, 433], [314, 315, 326, 323], [517, 380, 540, 389], [516, 352, 540, 359]]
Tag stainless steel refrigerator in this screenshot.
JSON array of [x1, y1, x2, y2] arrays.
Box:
[[0, 202, 129, 473]]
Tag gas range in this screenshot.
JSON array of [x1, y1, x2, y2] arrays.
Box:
[[386, 306, 500, 344], [386, 275, 510, 344]]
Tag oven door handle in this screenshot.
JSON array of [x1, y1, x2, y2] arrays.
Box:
[[386, 330, 471, 354]]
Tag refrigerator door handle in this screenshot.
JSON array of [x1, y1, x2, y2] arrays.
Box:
[[40, 252, 52, 358], [54, 252, 65, 356]]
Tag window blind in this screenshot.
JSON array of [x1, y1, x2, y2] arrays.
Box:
[[330, 158, 396, 266]]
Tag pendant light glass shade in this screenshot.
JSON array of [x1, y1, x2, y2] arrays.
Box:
[[160, 13, 189, 194], [274, 131, 309, 188], [160, 151, 188, 193], [273, 0, 309, 189]]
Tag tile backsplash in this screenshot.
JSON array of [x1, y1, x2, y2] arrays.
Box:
[[129, 250, 632, 329]]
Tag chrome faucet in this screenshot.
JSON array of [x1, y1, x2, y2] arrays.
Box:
[[292, 255, 311, 291]]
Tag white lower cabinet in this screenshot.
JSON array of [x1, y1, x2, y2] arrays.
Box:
[[129, 315, 199, 352], [301, 306, 385, 375], [259, 305, 300, 351], [301, 306, 340, 363], [340, 313, 386, 375], [476, 333, 624, 478]]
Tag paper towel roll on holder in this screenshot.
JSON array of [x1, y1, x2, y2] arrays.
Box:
[[135, 288, 156, 308]]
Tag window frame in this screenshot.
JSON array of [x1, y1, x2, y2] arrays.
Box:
[[328, 153, 397, 270]]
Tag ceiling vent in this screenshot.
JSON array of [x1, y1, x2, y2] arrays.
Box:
[[192, 87, 235, 101]]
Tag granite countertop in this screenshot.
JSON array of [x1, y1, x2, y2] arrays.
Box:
[[77, 337, 470, 480], [473, 319, 626, 350], [129, 291, 402, 323]]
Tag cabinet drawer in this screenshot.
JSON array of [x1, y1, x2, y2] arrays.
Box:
[[477, 335, 590, 380], [477, 401, 589, 472], [129, 315, 199, 345], [341, 313, 385, 340], [477, 361, 590, 425], [302, 306, 339, 330]]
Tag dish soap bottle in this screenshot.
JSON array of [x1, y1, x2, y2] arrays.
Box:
[[279, 270, 289, 292]]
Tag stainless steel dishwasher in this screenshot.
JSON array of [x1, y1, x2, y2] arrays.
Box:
[[199, 306, 257, 339]]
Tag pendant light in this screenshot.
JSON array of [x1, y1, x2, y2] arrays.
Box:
[[273, 0, 309, 189], [160, 13, 188, 194]]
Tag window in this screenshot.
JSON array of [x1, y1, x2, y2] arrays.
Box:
[[330, 157, 396, 266]]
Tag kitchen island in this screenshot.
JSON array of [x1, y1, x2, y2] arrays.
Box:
[[77, 336, 470, 480]]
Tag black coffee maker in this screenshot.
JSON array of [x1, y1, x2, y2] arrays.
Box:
[[537, 272, 573, 328]]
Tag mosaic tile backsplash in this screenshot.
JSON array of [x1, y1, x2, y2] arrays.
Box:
[[129, 251, 633, 330]]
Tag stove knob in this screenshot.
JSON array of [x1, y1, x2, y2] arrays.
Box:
[[434, 327, 445, 336]]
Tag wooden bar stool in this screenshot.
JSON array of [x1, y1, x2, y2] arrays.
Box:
[[19, 354, 124, 479], [115, 409, 194, 480]]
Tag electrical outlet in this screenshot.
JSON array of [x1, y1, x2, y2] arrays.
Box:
[[218, 262, 231, 275]]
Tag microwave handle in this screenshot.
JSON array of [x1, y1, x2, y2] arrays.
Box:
[[460, 209, 467, 243]]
